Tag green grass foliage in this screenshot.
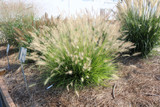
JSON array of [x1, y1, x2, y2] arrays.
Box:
[[117, 0, 160, 56]]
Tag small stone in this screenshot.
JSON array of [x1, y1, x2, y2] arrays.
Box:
[[112, 74, 119, 80], [130, 65, 137, 69]]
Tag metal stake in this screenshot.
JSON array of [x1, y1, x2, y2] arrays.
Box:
[[7, 52, 10, 70], [6, 44, 10, 70], [20, 62, 29, 92]]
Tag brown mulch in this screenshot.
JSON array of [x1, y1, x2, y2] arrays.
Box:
[[0, 44, 160, 107]]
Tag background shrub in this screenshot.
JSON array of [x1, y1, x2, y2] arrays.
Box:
[[0, 0, 36, 46], [117, 0, 160, 56], [0, 16, 34, 46], [14, 13, 62, 45], [29, 14, 131, 90]]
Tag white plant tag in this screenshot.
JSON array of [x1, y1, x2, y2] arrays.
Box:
[[6, 44, 10, 54], [19, 47, 27, 63], [19, 47, 29, 93]]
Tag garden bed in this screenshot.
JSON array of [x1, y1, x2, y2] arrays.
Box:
[[0, 44, 160, 107], [0, 76, 16, 107], [1, 0, 160, 106]]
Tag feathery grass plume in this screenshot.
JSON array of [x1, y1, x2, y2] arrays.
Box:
[[29, 13, 132, 90], [35, 12, 60, 28], [117, 0, 160, 56]]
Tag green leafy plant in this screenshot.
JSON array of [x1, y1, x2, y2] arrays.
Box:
[[29, 15, 131, 90], [117, 0, 160, 56]]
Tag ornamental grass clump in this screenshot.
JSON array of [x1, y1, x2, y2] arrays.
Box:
[[29, 15, 131, 90], [117, 0, 160, 56]]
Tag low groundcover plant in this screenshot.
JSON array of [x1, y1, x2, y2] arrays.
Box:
[[29, 15, 131, 90]]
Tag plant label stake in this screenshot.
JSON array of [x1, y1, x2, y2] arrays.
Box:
[[18, 47, 29, 91], [18, 48, 34, 106], [6, 44, 10, 70]]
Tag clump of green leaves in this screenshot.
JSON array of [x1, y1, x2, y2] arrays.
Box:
[[117, 0, 160, 56]]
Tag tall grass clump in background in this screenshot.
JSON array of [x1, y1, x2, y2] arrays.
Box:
[[29, 14, 131, 90], [0, 0, 36, 46], [117, 0, 160, 56]]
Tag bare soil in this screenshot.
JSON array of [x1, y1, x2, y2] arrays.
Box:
[[0, 44, 160, 107]]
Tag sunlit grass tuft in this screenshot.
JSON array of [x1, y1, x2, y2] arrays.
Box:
[[29, 14, 131, 90]]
